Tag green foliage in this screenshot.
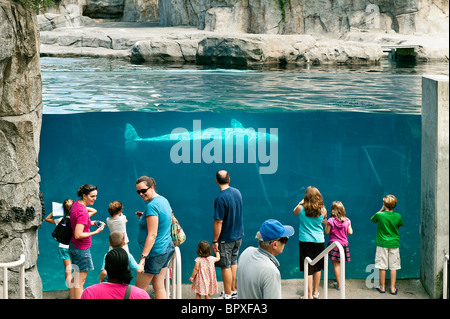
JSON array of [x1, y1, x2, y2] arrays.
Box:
[[14, 0, 57, 12], [274, 0, 291, 22]]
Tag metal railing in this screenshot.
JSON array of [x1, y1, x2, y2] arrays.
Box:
[[0, 254, 26, 299], [165, 246, 182, 299], [304, 241, 345, 299], [444, 255, 449, 299]]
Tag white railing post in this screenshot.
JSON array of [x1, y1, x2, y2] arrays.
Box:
[[303, 258, 311, 299], [324, 253, 329, 299], [165, 260, 171, 297], [444, 255, 449, 299], [0, 254, 26, 299], [175, 246, 182, 299], [338, 242, 345, 299], [302, 242, 345, 299], [165, 246, 182, 299]]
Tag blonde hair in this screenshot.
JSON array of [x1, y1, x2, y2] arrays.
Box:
[[330, 201, 346, 221], [303, 186, 324, 218], [63, 198, 73, 216], [383, 195, 397, 210]]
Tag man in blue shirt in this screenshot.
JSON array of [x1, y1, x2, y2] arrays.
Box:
[[212, 170, 244, 299]]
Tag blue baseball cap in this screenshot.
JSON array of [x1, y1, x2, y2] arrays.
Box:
[[258, 219, 295, 241]]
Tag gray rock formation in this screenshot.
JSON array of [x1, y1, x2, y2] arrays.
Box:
[[37, 0, 448, 64], [40, 0, 159, 27], [160, 0, 449, 36], [39, 22, 386, 65], [40, 0, 449, 36], [0, 0, 43, 299]]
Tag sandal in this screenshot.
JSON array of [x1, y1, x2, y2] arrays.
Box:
[[312, 292, 320, 299], [334, 282, 340, 291], [376, 287, 385, 293], [390, 288, 398, 295]]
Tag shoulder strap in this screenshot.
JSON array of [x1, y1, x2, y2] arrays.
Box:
[[124, 285, 132, 299]]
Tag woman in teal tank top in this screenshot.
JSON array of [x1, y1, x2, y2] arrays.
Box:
[[293, 186, 327, 299]]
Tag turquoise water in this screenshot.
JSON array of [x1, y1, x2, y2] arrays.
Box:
[[37, 57, 428, 292]]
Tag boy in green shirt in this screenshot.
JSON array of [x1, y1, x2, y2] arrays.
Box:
[[371, 194, 404, 295]]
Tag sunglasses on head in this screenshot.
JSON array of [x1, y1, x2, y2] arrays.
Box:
[[136, 187, 150, 195]]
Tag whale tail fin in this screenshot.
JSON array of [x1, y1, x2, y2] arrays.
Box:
[[125, 123, 140, 141]]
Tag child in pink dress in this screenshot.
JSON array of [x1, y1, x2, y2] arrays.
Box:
[[189, 241, 220, 299], [324, 201, 353, 291]]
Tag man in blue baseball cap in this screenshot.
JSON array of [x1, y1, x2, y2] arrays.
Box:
[[236, 219, 294, 299]]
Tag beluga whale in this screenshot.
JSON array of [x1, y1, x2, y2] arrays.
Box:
[[125, 119, 279, 209], [124, 119, 278, 175]]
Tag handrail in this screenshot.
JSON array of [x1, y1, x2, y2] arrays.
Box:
[[444, 255, 449, 299], [304, 241, 345, 299], [165, 246, 182, 299], [0, 254, 26, 299]]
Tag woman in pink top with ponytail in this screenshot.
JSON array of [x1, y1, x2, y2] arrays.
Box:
[[68, 184, 105, 299], [324, 201, 353, 291]]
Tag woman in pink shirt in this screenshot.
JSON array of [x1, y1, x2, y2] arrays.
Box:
[[81, 248, 150, 299], [68, 184, 105, 299], [324, 201, 353, 291]]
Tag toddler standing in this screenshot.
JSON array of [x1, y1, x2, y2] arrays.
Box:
[[106, 201, 130, 253], [189, 241, 220, 299], [324, 201, 353, 291], [371, 194, 404, 295]]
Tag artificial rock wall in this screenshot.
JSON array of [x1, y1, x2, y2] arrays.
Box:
[[42, 0, 449, 37], [159, 0, 449, 36], [0, 0, 43, 299]]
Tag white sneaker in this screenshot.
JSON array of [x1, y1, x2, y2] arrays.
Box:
[[215, 291, 232, 299]]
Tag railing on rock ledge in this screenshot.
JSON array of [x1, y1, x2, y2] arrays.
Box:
[[0, 254, 25, 299]]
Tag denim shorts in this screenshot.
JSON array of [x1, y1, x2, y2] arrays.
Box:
[[144, 241, 175, 275], [69, 242, 94, 273]]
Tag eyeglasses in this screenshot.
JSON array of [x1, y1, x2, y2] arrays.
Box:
[[136, 187, 150, 195]]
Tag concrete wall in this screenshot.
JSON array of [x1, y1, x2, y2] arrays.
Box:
[[420, 75, 449, 299]]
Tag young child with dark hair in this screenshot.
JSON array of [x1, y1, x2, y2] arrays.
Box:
[[189, 241, 220, 299]]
